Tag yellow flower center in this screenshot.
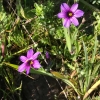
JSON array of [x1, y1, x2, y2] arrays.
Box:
[[68, 12, 73, 17], [30, 61, 33, 65], [27, 60, 34, 66]]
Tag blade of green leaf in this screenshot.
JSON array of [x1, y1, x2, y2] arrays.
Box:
[[62, 79, 80, 95], [67, 63, 75, 70], [50, 70, 66, 79], [4, 62, 53, 77], [20, 6, 27, 19], [30, 68, 53, 77], [92, 62, 100, 76], [64, 27, 71, 52], [91, 35, 98, 63], [83, 41, 88, 65], [4, 62, 80, 95], [4, 62, 18, 70]]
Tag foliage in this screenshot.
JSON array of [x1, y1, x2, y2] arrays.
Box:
[[0, 0, 100, 100]]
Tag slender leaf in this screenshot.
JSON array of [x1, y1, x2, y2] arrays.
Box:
[[64, 27, 71, 53], [91, 35, 98, 63], [83, 41, 88, 65]]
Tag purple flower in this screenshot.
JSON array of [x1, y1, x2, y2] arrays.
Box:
[[18, 49, 41, 74], [57, 3, 84, 28], [45, 51, 50, 59]]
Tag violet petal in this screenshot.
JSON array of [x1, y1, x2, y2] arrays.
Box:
[[74, 10, 84, 18], [61, 3, 70, 12], [31, 52, 40, 60], [70, 3, 78, 12], [25, 66, 31, 74], [70, 17, 79, 26], [27, 49, 34, 58], [20, 56, 27, 62], [57, 13, 66, 18], [18, 63, 26, 72], [33, 60, 41, 69], [63, 18, 71, 28]]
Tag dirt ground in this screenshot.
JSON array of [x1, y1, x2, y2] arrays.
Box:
[[21, 74, 67, 100]]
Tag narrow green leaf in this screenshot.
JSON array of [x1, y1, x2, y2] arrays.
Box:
[[20, 6, 27, 19], [12, 45, 32, 55], [83, 41, 88, 65], [62, 79, 80, 95], [4, 62, 18, 70], [92, 62, 100, 76], [75, 41, 79, 55], [30, 68, 53, 77], [67, 63, 75, 70], [91, 35, 98, 63], [50, 70, 66, 79], [64, 27, 71, 52], [4, 62, 53, 77], [4, 62, 80, 95]]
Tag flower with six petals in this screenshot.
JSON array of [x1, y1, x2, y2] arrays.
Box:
[[57, 3, 84, 28], [18, 49, 41, 74]]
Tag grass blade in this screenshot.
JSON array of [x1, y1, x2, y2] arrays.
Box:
[[91, 35, 98, 63], [83, 41, 88, 65]]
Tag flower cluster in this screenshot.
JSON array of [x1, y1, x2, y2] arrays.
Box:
[[18, 49, 41, 74], [57, 3, 84, 28]]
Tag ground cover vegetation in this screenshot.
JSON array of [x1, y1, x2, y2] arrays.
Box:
[[0, 0, 100, 100]]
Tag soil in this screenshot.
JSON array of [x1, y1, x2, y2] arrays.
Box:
[[0, 71, 67, 100], [21, 74, 67, 100]]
